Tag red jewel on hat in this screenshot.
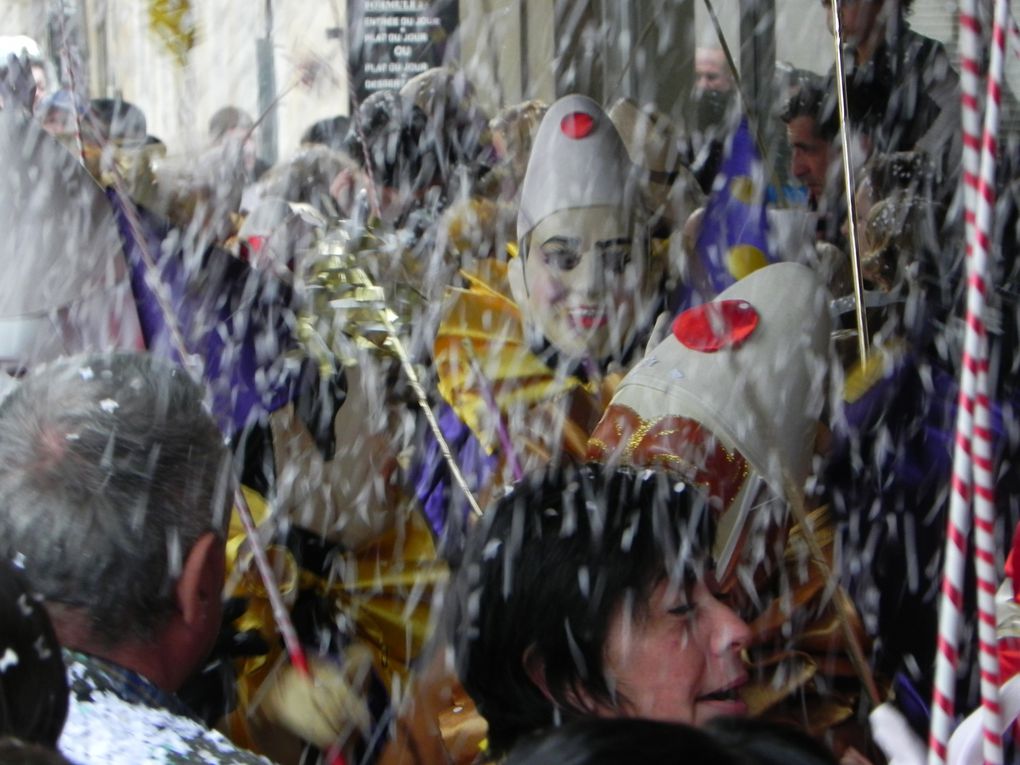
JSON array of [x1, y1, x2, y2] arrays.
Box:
[[672, 300, 759, 352], [239, 235, 265, 263], [560, 112, 595, 139]]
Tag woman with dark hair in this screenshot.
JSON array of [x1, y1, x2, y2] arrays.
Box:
[[449, 463, 751, 759], [504, 718, 741, 765], [0, 559, 68, 749]]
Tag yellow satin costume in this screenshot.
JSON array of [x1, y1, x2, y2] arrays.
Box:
[[435, 259, 622, 483], [427, 259, 630, 763], [224, 487, 448, 757]]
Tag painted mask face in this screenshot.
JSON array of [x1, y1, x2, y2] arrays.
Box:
[[513, 206, 659, 363]]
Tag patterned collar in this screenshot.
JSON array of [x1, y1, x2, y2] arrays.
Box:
[[63, 649, 200, 722]]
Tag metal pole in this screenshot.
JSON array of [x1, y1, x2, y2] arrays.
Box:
[[256, 0, 278, 167], [829, 2, 869, 365]]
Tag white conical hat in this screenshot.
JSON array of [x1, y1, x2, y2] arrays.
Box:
[[592, 261, 831, 504], [517, 94, 638, 245]]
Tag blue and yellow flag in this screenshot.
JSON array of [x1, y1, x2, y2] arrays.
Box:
[[692, 117, 776, 300]]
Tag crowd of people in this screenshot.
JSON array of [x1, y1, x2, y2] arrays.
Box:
[[1, 0, 1020, 762]]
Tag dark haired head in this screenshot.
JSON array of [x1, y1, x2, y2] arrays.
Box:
[[780, 84, 838, 143], [344, 90, 418, 192], [503, 716, 839, 765], [346, 80, 491, 203], [400, 68, 493, 196], [89, 98, 147, 144], [0, 561, 67, 747], [208, 105, 253, 142], [450, 463, 715, 756], [505, 717, 740, 765]]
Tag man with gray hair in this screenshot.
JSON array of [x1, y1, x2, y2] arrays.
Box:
[[0, 352, 270, 763]]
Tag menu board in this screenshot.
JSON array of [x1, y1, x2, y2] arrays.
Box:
[[347, 0, 459, 105]]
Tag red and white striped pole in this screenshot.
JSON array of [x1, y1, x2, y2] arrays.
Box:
[[929, 0, 1008, 760], [970, 0, 1010, 758]]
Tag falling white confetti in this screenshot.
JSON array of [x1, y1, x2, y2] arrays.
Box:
[[482, 539, 502, 560], [79, 367, 94, 381], [0, 648, 18, 672], [34, 635, 52, 660], [99, 398, 119, 413]]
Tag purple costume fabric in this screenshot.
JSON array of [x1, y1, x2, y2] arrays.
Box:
[[825, 348, 1019, 710], [412, 403, 497, 542], [107, 189, 302, 439]]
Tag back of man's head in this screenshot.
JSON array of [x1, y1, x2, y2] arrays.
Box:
[[0, 352, 231, 648]]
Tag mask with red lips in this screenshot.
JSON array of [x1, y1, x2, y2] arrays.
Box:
[[511, 94, 660, 366]]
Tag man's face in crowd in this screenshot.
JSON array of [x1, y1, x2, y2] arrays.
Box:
[[694, 49, 733, 95], [787, 115, 833, 204]]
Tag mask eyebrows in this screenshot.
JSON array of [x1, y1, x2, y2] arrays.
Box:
[[595, 237, 632, 250], [539, 235, 581, 251]]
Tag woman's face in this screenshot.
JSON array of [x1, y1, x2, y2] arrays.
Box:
[[513, 206, 659, 362], [602, 577, 751, 725]]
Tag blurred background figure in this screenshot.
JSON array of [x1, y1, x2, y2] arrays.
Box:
[[89, 96, 148, 146], [608, 96, 703, 238], [695, 45, 735, 95], [438, 98, 547, 267], [245, 145, 356, 219], [209, 105, 268, 182], [821, 0, 960, 195], [485, 98, 546, 207], [0, 35, 49, 113], [0, 106, 144, 378], [300, 114, 350, 153], [689, 45, 739, 192], [36, 89, 88, 143]]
